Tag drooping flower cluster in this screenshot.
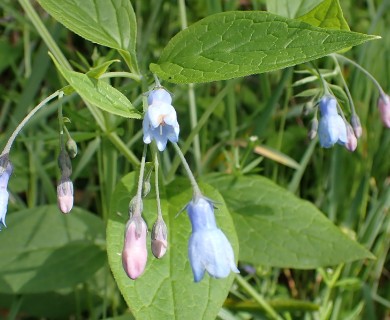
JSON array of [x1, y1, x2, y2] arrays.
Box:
[[0, 156, 13, 230], [378, 94, 390, 128], [186, 196, 239, 282], [143, 88, 180, 151]]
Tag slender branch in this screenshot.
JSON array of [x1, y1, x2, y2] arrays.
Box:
[[1, 91, 61, 156], [154, 152, 162, 218], [171, 142, 201, 197], [134, 144, 148, 215]]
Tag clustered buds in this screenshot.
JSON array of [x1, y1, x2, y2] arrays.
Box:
[[0, 155, 13, 230], [143, 88, 180, 151]]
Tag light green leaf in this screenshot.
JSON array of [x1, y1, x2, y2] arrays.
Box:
[[37, 0, 139, 73], [50, 54, 141, 119], [107, 173, 239, 320], [205, 174, 374, 269], [0, 205, 106, 293], [266, 0, 323, 18], [150, 11, 377, 83], [297, 0, 350, 30]]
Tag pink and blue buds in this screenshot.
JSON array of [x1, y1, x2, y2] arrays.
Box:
[[143, 88, 180, 151], [186, 196, 239, 282], [318, 96, 348, 148], [378, 94, 390, 128], [122, 215, 148, 280], [0, 161, 13, 229]]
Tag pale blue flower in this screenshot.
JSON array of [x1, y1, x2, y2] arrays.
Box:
[[187, 197, 239, 282], [0, 163, 13, 229], [143, 88, 179, 151], [318, 96, 347, 148]]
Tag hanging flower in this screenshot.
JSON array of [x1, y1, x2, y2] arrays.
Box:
[[143, 88, 180, 151], [0, 162, 13, 229], [57, 177, 74, 214], [151, 217, 168, 259], [318, 95, 348, 148], [186, 196, 239, 282]]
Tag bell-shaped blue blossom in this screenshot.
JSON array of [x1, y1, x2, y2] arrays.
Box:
[[318, 96, 348, 148], [0, 162, 13, 229], [186, 196, 239, 282], [143, 88, 180, 151]]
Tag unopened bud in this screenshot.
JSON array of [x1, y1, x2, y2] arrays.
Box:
[[58, 149, 72, 178], [142, 180, 151, 198], [129, 196, 143, 217], [308, 118, 318, 140], [345, 124, 357, 152], [122, 216, 148, 279], [350, 114, 362, 138], [66, 138, 78, 158], [57, 177, 74, 214], [151, 217, 168, 259], [378, 94, 390, 128]]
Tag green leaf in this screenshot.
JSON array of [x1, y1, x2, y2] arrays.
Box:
[[107, 173, 239, 320], [150, 11, 377, 83], [86, 59, 120, 79], [50, 54, 141, 119], [0, 205, 106, 293], [297, 0, 350, 30], [266, 0, 323, 18], [37, 0, 139, 73], [205, 174, 374, 269]]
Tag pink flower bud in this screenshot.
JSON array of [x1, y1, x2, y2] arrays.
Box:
[[151, 218, 168, 259], [122, 216, 148, 279], [345, 124, 357, 152], [378, 94, 390, 128], [57, 178, 74, 214]]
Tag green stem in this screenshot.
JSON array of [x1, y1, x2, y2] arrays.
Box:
[[134, 144, 148, 215], [332, 53, 385, 97], [18, 0, 71, 70], [1, 91, 60, 156], [171, 142, 201, 198], [99, 71, 142, 82], [178, 0, 201, 174], [235, 274, 283, 320], [154, 151, 162, 218]]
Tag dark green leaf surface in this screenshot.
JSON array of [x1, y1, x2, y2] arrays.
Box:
[[51, 54, 141, 118], [150, 11, 377, 83], [37, 0, 139, 72], [0, 205, 106, 293], [107, 173, 239, 320], [206, 174, 374, 269]]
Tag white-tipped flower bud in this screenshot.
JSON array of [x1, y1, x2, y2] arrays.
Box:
[[66, 138, 78, 158], [0, 161, 13, 229], [151, 217, 168, 259], [57, 177, 74, 214], [345, 124, 358, 152], [122, 215, 148, 279]]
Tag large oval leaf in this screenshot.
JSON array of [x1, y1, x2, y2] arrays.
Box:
[[150, 11, 377, 83], [51, 54, 141, 119], [107, 173, 239, 320], [205, 174, 374, 269], [0, 205, 106, 293], [37, 0, 138, 73]]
